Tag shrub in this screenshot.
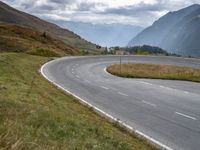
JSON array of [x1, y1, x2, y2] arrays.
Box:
[[27, 48, 60, 57]]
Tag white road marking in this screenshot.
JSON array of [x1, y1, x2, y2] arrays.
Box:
[[140, 81, 153, 85], [104, 67, 110, 75], [175, 112, 197, 120], [184, 91, 189, 94], [118, 92, 128, 97], [135, 130, 173, 150], [142, 100, 157, 107], [163, 86, 173, 90], [159, 85, 165, 88], [76, 75, 80, 79], [158, 86, 190, 95], [100, 86, 109, 90]]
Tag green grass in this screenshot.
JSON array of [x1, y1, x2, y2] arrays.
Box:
[[27, 48, 60, 57], [0, 53, 157, 150], [134, 50, 150, 55], [107, 63, 200, 82]]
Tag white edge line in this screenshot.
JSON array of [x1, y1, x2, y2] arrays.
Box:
[[40, 60, 173, 150], [175, 112, 197, 120], [104, 67, 110, 75]]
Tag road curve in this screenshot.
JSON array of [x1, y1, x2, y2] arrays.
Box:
[[41, 56, 200, 150]]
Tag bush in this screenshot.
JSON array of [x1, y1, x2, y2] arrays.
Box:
[[27, 48, 60, 57]]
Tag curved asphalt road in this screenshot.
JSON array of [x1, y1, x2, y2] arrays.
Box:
[[41, 56, 200, 150]]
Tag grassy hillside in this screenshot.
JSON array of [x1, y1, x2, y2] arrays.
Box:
[[0, 23, 79, 56], [0, 53, 156, 150], [0, 1, 104, 53]]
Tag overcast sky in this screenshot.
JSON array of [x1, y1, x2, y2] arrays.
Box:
[[2, 0, 200, 27]]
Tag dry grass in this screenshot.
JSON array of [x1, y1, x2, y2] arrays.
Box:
[[0, 53, 157, 150], [0, 23, 79, 56], [107, 63, 200, 82]]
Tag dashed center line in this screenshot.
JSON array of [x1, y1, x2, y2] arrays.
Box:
[[100, 86, 109, 90], [118, 92, 128, 97], [75, 75, 80, 79], [159, 85, 165, 88], [175, 112, 197, 120], [140, 82, 153, 85], [142, 100, 157, 107], [184, 91, 189, 94]]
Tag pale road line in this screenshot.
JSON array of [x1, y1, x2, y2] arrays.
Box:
[[142, 100, 157, 107], [40, 60, 173, 150], [175, 112, 197, 120], [76, 75, 80, 79], [135, 130, 173, 150], [159, 85, 190, 95], [184, 91, 189, 94], [100, 86, 109, 90], [104, 67, 110, 75], [140, 81, 153, 85], [159, 85, 165, 88], [118, 92, 128, 97]]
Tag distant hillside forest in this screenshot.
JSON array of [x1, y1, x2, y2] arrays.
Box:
[[106, 45, 172, 55], [125, 45, 168, 55]]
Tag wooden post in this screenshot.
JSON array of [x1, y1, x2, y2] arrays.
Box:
[[120, 56, 122, 74]]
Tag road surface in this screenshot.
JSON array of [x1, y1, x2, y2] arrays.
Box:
[[41, 56, 200, 150]]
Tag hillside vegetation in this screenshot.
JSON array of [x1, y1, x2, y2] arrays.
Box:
[[0, 1, 104, 53], [107, 63, 200, 82], [0, 53, 157, 150], [0, 23, 79, 56], [125, 45, 168, 55]]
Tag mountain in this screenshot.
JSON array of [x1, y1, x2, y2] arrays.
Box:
[[128, 4, 200, 57], [0, 1, 103, 53], [0, 23, 79, 56], [52, 21, 143, 47]]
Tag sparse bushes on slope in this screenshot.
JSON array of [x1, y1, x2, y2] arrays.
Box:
[[27, 48, 60, 57], [0, 23, 79, 56]]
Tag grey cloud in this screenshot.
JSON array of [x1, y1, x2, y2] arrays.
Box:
[[98, 2, 167, 17], [2, 0, 200, 26], [49, 0, 75, 4], [76, 2, 106, 11]]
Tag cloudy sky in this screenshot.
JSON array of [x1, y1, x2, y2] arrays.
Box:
[[2, 0, 200, 27]]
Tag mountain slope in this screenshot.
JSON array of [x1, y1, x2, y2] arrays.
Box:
[[128, 4, 200, 56], [0, 23, 79, 56], [0, 1, 102, 52], [54, 21, 143, 47]]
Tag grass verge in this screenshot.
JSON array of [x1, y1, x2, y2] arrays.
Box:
[[0, 53, 157, 150], [107, 63, 200, 82]]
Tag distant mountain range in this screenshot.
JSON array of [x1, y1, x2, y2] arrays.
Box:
[[128, 4, 200, 57], [52, 21, 143, 47], [0, 1, 103, 54]]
